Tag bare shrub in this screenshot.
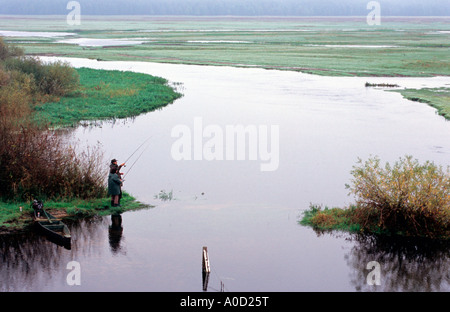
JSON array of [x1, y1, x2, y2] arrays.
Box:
[[0, 124, 106, 200]]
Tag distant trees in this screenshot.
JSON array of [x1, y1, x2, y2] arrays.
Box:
[[0, 0, 447, 16]]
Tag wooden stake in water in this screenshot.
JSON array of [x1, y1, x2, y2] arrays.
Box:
[[202, 246, 210, 291], [202, 246, 211, 273]]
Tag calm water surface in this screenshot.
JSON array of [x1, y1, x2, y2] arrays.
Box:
[[1, 57, 449, 292]]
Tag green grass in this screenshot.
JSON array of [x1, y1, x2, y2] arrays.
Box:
[[300, 204, 362, 233], [0, 191, 150, 232], [2, 16, 449, 77], [33, 67, 182, 126], [1, 62, 180, 233], [394, 87, 450, 120]]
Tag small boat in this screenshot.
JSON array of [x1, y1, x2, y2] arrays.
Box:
[[33, 208, 71, 247]]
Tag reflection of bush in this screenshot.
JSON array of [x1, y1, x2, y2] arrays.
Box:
[[346, 234, 450, 292]]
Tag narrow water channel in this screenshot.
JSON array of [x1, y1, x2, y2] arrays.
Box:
[[1, 57, 449, 291]]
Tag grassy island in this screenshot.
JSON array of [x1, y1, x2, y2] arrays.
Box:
[[34, 67, 181, 127], [301, 156, 450, 240]]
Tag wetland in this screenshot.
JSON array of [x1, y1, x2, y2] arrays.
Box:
[[0, 16, 449, 292]]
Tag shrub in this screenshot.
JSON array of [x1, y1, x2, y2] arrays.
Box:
[[0, 37, 23, 61], [39, 60, 80, 96], [0, 124, 107, 201], [346, 156, 450, 239], [3, 56, 79, 96], [0, 39, 103, 202]]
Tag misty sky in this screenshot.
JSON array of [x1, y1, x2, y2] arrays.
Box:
[[0, 0, 448, 16]]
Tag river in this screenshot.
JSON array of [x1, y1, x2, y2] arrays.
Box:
[[1, 57, 449, 292]]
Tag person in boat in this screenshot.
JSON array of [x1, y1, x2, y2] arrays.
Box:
[[109, 159, 125, 206], [108, 166, 123, 207], [32, 199, 44, 218]]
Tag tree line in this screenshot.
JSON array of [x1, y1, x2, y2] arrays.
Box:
[[0, 0, 447, 16]]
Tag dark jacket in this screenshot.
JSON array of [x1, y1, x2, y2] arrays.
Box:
[[108, 173, 122, 196]]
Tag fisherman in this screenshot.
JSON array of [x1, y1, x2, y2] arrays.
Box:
[[108, 166, 123, 207], [109, 159, 125, 206], [110, 159, 125, 176]]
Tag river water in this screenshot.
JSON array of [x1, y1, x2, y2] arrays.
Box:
[[1, 57, 449, 292]]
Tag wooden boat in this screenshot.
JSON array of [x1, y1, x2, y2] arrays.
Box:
[[34, 209, 71, 247]]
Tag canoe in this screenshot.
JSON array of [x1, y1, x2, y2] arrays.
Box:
[[34, 209, 71, 247]]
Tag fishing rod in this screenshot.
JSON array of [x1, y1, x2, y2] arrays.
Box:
[[123, 136, 153, 166], [123, 141, 151, 179]]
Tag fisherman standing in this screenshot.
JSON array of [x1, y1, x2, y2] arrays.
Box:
[[109, 159, 125, 206], [108, 159, 125, 207], [110, 159, 125, 176]]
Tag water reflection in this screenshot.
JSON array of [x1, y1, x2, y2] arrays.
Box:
[[0, 216, 111, 291], [3, 57, 450, 291], [309, 230, 450, 292], [109, 214, 124, 255], [0, 230, 66, 291], [347, 235, 449, 292]]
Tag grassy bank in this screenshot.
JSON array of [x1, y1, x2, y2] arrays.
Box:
[[33, 67, 182, 126], [394, 87, 450, 120], [0, 192, 150, 233], [0, 39, 181, 234]]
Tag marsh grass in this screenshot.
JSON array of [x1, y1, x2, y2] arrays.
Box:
[[33, 67, 182, 126], [154, 189, 174, 201], [6, 17, 449, 77], [300, 204, 361, 233], [395, 87, 450, 120], [0, 191, 149, 230]]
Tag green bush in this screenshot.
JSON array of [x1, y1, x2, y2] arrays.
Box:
[[0, 37, 23, 61], [38, 60, 80, 96], [4, 56, 79, 97], [346, 156, 450, 239]]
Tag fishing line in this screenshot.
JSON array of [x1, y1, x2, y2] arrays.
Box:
[[123, 141, 151, 179], [123, 136, 152, 165]]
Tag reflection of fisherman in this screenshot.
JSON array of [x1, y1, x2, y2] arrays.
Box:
[[109, 213, 123, 254], [108, 160, 124, 207], [109, 159, 125, 207]]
